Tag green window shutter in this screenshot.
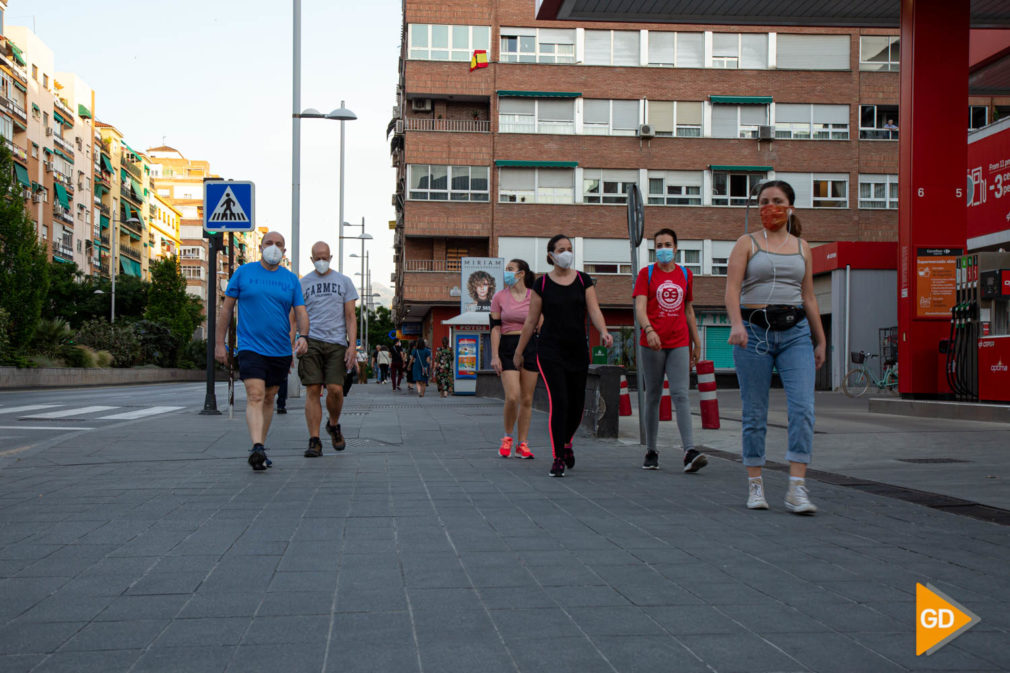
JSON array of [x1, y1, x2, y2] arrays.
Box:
[[704, 326, 736, 370]]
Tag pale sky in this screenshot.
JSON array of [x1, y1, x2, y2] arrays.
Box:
[[10, 0, 401, 289]]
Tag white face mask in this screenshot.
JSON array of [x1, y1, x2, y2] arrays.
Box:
[[552, 250, 574, 269], [261, 244, 283, 265], [313, 259, 330, 275]]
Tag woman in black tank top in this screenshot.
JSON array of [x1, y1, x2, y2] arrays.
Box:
[[514, 235, 614, 478]]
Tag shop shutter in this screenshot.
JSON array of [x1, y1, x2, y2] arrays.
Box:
[[704, 326, 736, 370]]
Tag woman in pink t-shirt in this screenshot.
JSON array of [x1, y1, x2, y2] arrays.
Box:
[[490, 259, 539, 459]]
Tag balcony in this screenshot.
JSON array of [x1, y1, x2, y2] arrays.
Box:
[[121, 155, 141, 179], [405, 118, 490, 133], [149, 203, 157, 218], [54, 206, 74, 225], [99, 203, 111, 217], [53, 134, 75, 156], [55, 97, 74, 119], [4, 137, 27, 163], [0, 51, 28, 83], [120, 243, 142, 261], [52, 239, 74, 261], [120, 216, 143, 237], [404, 259, 462, 272], [0, 95, 26, 123], [120, 183, 142, 205], [96, 172, 111, 189]]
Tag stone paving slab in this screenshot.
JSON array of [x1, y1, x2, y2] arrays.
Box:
[[0, 383, 1006, 672]]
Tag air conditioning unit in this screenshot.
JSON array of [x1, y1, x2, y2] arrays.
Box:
[[392, 105, 401, 117], [638, 124, 656, 138], [45, 127, 54, 136], [32, 192, 42, 203], [395, 119, 404, 134], [411, 98, 432, 112], [758, 125, 775, 140], [44, 160, 53, 172], [391, 193, 399, 206]]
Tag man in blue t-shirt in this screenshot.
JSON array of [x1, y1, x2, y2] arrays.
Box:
[[215, 231, 309, 471]]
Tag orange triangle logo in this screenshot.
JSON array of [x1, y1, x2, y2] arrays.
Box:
[[916, 583, 980, 655]]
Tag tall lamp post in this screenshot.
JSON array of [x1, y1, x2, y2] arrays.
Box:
[[110, 211, 140, 323], [348, 234, 372, 348], [291, 2, 356, 276]]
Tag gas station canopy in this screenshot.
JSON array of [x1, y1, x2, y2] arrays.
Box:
[[535, 0, 1010, 28]]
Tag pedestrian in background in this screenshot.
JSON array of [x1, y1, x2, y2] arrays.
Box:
[[434, 337, 455, 398], [633, 228, 704, 472], [405, 342, 416, 392], [214, 231, 308, 471], [377, 346, 391, 384], [514, 235, 613, 478], [275, 376, 288, 414], [356, 346, 368, 384], [725, 180, 826, 514], [371, 345, 380, 383], [390, 340, 405, 391], [490, 258, 538, 459], [409, 339, 431, 397]]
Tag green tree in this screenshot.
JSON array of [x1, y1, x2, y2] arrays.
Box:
[[145, 257, 202, 354], [0, 144, 49, 363], [362, 304, 395, 350]]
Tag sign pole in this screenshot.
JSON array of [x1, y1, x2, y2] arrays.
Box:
[[201, 232, 223, 415]]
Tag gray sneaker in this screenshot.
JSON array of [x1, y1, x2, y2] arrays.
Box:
[[785, 480, 818, 514], [747, 478, 769, 509]]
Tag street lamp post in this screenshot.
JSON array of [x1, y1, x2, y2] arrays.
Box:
[[348, 232, 372, 350], [110, 212, 140, 324]]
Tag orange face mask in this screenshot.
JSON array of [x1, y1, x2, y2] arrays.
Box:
[[760, 204, 790, 232]]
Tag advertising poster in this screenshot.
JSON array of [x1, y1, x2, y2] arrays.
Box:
[[967, 122, 1010, 247], [460, 257, 504, 314], [915, 248, 961, 318], [455, 335, 478, 380]]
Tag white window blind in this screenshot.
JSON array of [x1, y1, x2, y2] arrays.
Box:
[[499, 99, 534, 115], [538, 99, 574, 122], [584, 99, 610, 125], [538, 169, 573, 188], [583, 238, 630, 262], [499, 168, 534, 190], [647, 101, 674, 134], [711, 105, 737, 138], [776, 34, 849, 70], [613, 31, 640, 65], [776, 104, 809, 122], [584, 31, 611, 65], [812, 104, 849, 124], [648, 32, 675, 65], [775, 173, 813, 208], [739, 105, 767, 125], [677, 33, 704, 67], [612, 100, 639, 131], [740, 34, 768, 69]]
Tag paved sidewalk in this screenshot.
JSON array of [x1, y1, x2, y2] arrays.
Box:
[[0, 382, 1007, 672]]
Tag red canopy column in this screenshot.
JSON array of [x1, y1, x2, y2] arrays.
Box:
[[897, 0, 970, 395]]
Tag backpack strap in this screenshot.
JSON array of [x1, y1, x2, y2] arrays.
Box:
[[648, 263, 688, 288]]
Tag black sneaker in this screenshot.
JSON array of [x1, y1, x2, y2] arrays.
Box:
[[642, 450, 659, 470], [562, 445, 575, 470], [248, 444, 267, 471], [683, 449, 708, 473], [326, 421, 346, 451], [549, 458, 565, 478], [276, 407, 287, 415], [304, 437, 323, 458]]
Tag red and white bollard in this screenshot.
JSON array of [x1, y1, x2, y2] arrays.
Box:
[[696, 360, 720, 429], [618, 374, 632, 416], [659, 378, 672, 421]]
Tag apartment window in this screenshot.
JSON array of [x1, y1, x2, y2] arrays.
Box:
[[498, 167, 575, 204], [774, 104, 849, 140], [408, 164, 488, 201], [583, 99, 639, 136], [649, 242, 702, 275], [646, 31, 704, 67], [583, 238, 632, 275], [711, 171, 767, 206], [712, 33, 768, 69], [408, 24, 491, 61], [647, 171, 703, 205], [583, 169, 639, 204], [32, 64, 37, 80], [859, 104, 899, 140], [710, 241, 735, 276], [0, 115, 11, 141], [182, 266, 205, 280], [584, 30, 640, 66], [712, 104, 768, 139], [969, 106, 988, 131], [646, 101, 703, 137], [860, 36, 899, 71], [776, 34, 849, 70], [42, 73, 48, 88], [812, 175, 849, 208], [858, 174, 898, 209], [500, 28, 575, 64], [498, 97, 575, 134]]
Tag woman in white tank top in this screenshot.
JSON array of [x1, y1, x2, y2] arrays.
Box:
[[725, 180, 827, 515]]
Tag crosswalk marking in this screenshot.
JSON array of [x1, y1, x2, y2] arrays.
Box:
[[97, 406, 184, 420], [0, 404, 61, 415], [23, 406, 120, 419]]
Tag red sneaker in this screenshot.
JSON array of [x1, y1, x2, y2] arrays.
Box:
[[515, 442, 534, 459], [498, 437, 513, 458]]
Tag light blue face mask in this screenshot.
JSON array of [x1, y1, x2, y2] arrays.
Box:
[[655, 248, 675, 264], [503, 271, 517, 286]]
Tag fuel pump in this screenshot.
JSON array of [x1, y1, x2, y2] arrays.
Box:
[[948, 252, 1010, 401]]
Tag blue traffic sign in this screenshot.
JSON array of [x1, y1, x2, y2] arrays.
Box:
[[204, 180, 255, 232]]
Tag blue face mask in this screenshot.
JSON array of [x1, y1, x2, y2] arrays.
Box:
[[655, 248, 675, 264], [503, 271, 517, 286]]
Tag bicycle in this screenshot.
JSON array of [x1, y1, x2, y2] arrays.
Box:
[[841, 351, 899, 398]]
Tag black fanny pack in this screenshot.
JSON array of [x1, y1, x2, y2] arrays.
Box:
[[744, 306, 805, 331]]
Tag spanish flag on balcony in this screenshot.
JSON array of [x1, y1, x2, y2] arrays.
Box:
[[470, 49, 488, 72]]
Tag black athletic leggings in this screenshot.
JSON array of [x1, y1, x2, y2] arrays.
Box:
[[536, 356, 587, 459]]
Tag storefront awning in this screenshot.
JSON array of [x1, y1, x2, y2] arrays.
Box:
[[496, 90, 582, 98], [13, 163, 30, 188], [53, 182, 70, 209], [120, 257, 142, 277], [494, 160, 578, 168], [710, 95, 773, 105], [709, 165, 773, 172]]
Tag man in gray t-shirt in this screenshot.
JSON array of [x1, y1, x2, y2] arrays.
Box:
[[295, 241, 359, 458]]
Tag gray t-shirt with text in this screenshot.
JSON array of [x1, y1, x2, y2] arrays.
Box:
[[299, 271, 359, 345]]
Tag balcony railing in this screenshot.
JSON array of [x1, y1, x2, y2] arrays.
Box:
[[404, 259, 463, 272], [53, 134, 75, 156], [120, 216, 143, 237], [99, 203, 111, 217], [0, 95, 26, 121], [4, 137, 27, 163], [54, 206, 74, 225], [405, 118, 490, 133], [121, 155, 141, 179], [54, 97, 74, 119], [52, 240, 74, 260], [0, 51, 28, 82], [120, 184, 142, 205], [120, 243, 142, 261]]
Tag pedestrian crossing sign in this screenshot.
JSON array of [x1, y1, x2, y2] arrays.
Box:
[[203, 180, 255, 232]]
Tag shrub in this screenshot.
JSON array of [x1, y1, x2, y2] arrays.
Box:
[[30, 318, 72, 357], [58, 343, 97, 368], [74, 319, 141, 368], [94, 350, 114, 367], [132, 320, 177, 368], [0, 308, 10, 364], [179, 339, 208, 369]]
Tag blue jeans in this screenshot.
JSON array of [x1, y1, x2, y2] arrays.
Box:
[[733, 319, 815, 467]]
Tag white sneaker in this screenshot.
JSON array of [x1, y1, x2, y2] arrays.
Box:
[[785, 481, 817, 514], [747, 479, 769, 510]]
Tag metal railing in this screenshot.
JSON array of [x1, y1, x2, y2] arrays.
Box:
[[0, 95, 26, 120], [404, 259, 463, 272], [53, 134, 75, 155], [99, 203, 111, 217], [4, 137, 27, 162], [54, 97, 74, 120], [120, 183, 142, 204], [405, 118, 490, 133], [120, 243, 143, 260], [52, 240, 74, 260], [54, 207, 74, 225], [121, 155, 141, 179], [120, 217, 143, 237]]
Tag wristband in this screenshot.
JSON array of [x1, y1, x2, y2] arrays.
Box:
[[644, 325, 654, 333]]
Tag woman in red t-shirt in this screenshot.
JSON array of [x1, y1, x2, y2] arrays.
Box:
[[632, 228, 704, 473]]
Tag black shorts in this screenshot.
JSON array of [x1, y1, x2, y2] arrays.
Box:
[[499, 334, 537, 372], [237, 350, 292, 388]]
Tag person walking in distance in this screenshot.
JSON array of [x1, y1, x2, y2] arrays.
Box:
[[633, 229, 704, 472], [490, 258, 538, 459], [389, 340, 405, 390], [356, 346, 368, 384], [215, 231, 308, 471], [514, 235, 613, 477], [434, 337, 454, 398], [377, 346, 391, 384], [725, 180, 826, 514], [296, 241, 358, 458], [409, 339, 432, 397]]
